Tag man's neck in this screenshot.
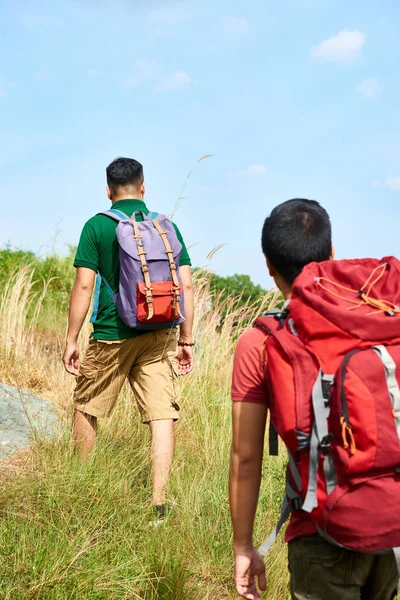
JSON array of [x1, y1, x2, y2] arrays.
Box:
[[277, 279, 292, 300]]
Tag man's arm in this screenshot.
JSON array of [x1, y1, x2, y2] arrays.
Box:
[[63, 267, 96, 375], [230, 402, 268, 599], [177, 264, 194, 375]]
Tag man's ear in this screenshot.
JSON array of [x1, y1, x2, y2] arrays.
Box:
[[106, 185, 112, 201], [266, 256, 276, 278], [330, 246, 335, 260], [140, 181, 145, 198]]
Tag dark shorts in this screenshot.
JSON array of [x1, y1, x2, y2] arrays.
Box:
[[288, 535, 399, 600]]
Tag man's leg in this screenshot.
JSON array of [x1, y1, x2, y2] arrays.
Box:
[[289, 535, 375, 600], [128, 330, 180, 508], [72, 409, 97, 457], [73, 339, 132, 456], [150, 419, 175, 506], [362, 552, 398, 600]]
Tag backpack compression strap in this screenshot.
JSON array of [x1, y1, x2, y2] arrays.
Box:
[[131, 219, 154, 320], [152, 218, 184, 320], [128, 211, 160, 320]]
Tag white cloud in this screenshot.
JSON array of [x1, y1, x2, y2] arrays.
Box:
[[358, 77, 382, 99], [238, 165, 268, 176], [372, 177, 400, 192], [156, 71, 192, 92], [386, 177, 400, 192], [223, 15, 249, 34], [311, 29, 367, 63]]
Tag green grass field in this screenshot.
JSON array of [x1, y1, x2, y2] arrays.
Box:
[[0, 255, 289, 599]]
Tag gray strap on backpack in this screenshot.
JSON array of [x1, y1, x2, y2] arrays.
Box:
[[258, 451, 302, 557], [258, 497, 289, 557], [302, 422, 320, 512], [258, 479, 301, 557], [288, 449, 302, 491], [374, 345, 400, 441], [302, 371, 336, 513]]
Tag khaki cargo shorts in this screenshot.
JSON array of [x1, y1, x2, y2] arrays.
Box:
[[73, 330, 180, 423]]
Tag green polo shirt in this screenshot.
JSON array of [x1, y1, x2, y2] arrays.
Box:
[[74, 199, 191, 340]]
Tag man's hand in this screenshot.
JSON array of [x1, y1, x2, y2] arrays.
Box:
[[177, 344, 194, 375], [234, 548, 266, 600], [63, 267, 95, 376], [63, 342, 80, 376]]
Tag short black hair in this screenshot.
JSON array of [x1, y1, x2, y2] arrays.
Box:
[[261, 198, 332, 284], [106, 157, 144, 195]]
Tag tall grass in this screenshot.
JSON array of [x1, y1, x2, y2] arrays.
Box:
[[0, 265, 289, 599]]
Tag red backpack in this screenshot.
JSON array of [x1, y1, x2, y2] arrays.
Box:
[[256, 257, 400, 569]]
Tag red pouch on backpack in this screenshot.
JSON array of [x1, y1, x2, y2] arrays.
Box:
[[137, 282, 183, 324]]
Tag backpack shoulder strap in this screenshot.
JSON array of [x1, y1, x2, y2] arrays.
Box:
[[89, 273, 115, 324], [254, 308, 289, 457], [254, 307, 289, 335], [98, 209, 130, 222], [268, 421, 279, 456]]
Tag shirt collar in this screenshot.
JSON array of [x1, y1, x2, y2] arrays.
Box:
[[111, 198, 147, 211]]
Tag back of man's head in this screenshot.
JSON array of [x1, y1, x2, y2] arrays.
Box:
[[106, 157, 144, 197], [261, 198, 332, 285]]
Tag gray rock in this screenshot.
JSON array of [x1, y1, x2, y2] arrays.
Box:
[[0, 384, 61, 460]]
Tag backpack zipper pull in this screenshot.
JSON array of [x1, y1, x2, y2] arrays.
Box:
[[340, 415, 357, 455]]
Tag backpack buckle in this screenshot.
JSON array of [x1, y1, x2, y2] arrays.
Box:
[[290, 497, 303, 511], [320, 433, 334, 454]]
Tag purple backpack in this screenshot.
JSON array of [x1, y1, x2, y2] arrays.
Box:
[[90, 208, 185, 330]]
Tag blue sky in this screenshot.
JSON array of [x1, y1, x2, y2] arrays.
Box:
[[1, 0, 399, 287]]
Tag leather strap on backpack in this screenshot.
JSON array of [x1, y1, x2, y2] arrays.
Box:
[[151, 218, 184, 320], [132, 219, 154, 320]]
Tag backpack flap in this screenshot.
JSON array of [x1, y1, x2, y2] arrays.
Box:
[[116, 216, 182, 263], [290, 257, 400, 370]]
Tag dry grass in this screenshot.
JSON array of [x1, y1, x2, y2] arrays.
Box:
[[0, 266, 289, 599]]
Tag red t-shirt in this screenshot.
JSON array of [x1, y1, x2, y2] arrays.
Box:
[[231, 327, 316, 542]]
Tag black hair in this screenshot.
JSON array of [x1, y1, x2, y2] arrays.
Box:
[[261, 198, 332, 284], [106, 157, 144, 195]]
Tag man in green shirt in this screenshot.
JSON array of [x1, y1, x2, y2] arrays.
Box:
[[62, 157, 194, 521]]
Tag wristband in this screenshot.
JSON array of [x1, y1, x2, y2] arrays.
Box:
[[178, 341, 195, 347]]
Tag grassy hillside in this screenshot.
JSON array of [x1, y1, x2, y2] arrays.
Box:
[[0, 255, 289, 599]]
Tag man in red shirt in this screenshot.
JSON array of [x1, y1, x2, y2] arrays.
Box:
[[229, 199, 398, 599]]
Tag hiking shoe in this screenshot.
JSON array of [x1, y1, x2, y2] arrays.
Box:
[[148, 503, 174, 528]]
